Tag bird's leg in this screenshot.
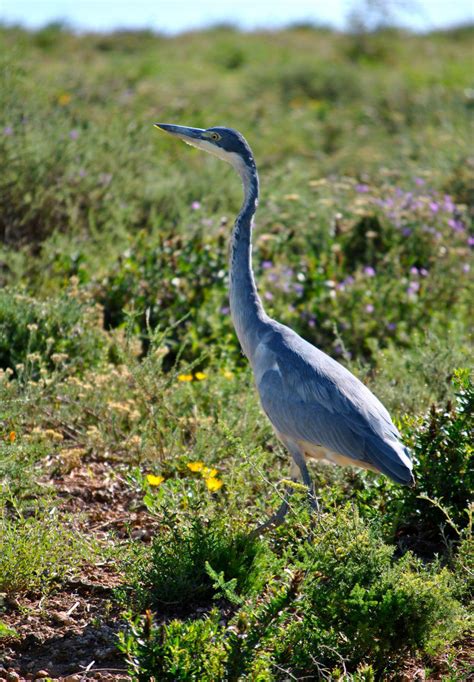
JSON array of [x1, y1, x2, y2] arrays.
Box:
[[250, 477, 297, 537], [250, 443, 320, 537], [288, 446, 319, 514]]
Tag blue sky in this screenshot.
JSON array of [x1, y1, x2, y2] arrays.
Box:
[[1, 0, 473, 33]]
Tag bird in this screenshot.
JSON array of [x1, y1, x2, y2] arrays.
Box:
[[155, 123, 415, 530]]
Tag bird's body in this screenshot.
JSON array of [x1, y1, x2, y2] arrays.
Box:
[[155, 123, 414, 525], [252, 318, 412, 483]]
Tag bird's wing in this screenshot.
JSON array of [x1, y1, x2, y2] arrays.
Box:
[[254, 325, 413, 484]]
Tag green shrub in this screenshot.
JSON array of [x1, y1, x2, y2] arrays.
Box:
[[452, 522, 473, 604], [0, 287, 106, 376], [97, 229, 231, 363], [251, 60, 361, 104], [128, 513, 271, 609], [0, 507, 91, 595], [283, 512, 463, 672], [0, 434, 50, 505], [389, 369, 473, 553], [119, 508, 465, 679], [118, 610, 229, 682]]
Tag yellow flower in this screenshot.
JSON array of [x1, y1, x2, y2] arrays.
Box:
[[58, 93, 72, 106], [146, 474, 165, 486], [205, 477, 223, 492], [283, 193, 300, 201], [187, 461, 204, 472], [195, 371, 207, 381], [202, 466, 218, 478], [9, 431, 16, 443], [222, 369, 234, 379], [178, 374, 193, 382]]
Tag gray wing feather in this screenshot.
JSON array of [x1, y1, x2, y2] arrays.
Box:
[[254, 322, 413, 484]]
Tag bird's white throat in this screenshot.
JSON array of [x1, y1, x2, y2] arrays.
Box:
[[181, 137, 254, 196]]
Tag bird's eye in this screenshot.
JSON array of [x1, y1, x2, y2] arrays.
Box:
[[210, 132, 220, 141]]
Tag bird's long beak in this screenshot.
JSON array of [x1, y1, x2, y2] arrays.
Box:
[[154, 123, 206, 148]]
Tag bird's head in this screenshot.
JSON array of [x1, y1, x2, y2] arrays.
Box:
[[154, 124, 255, 177]]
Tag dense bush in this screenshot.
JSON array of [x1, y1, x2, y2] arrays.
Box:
[[0, 286, 107, 376], [124, 512, 271, 609], [389, 369, 473, 554], [283, 513, 463, 671], [118, 610, 229, 682], [97, 228, 230, 361]]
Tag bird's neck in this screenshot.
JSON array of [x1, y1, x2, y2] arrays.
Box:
[[229, 158, 267, 359]]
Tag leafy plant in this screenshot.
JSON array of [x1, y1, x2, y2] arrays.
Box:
[[126, 513, 271, 609], [0, 286, 107, 377], [118, 609, 229, 682], [0, 506, 92, 595], [389, 369, 473, 554]]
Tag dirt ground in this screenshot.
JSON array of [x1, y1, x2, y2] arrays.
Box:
[[0, 459, 160, 681]]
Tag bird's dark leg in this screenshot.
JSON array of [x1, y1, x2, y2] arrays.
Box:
[[250, 478, 297, 537], [251, 442, 319, 537], [288, 446, 319, 514]]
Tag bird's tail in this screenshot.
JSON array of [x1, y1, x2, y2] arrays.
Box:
[[365, 435, 414, 486]]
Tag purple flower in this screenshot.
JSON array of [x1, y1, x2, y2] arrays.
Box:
[[3, 126, 13, 136], [363, 266, 376, 277], [410, 266, 418, 276], [191, 201, 201, 210], [402, 227, 412, 237], [264, 291, 274, 301], [220, 306, 230, 315], [468, 236, 474, 247], [78, 168, 87, 178], [365, 304, 374, 313], [420, 268, 429, 277], [414, 177, 425, 186], [342, 275, 354, 287], [293, 283, 304, 295], [429, 201, 439, 213], [262, 260, 273, 270], [387, 322, 396, 331], [462, 263, 470, 273], [308, 318, 316, 328], [407, 281, 420, 296], [448, 218, 464, 232], [355, 183, 369, 193], [69, 129, 79, 140], [444, 196, 455, 213]]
